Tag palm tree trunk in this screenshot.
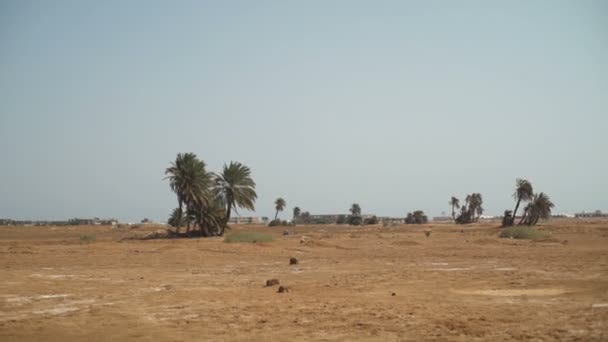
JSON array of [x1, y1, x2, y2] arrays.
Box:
[[176, 200, 183, 234], [518, 209, 528, 225], [451, 205, 455, 220], [512, 198, 521, 226], [185, 205, 191, 234], [220, 205, 231, 236], [274, 210, 278, 221]]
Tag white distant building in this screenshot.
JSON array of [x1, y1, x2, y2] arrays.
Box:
[[575, 210, 608, 218]]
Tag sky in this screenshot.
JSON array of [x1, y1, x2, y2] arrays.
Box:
[[1, 1, 607, 222]]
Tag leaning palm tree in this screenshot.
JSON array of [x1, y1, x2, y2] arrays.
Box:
[[449, 197, 460, 220], [512, 178, 534, 226], [525, 192, 554, 226], [213, 161, 257, 236], [293, 206, 301, 223], [274, 198, 286, 221], [165, 153, 212, 233]]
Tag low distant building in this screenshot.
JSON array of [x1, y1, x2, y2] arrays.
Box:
[[432, 216, 452, 222], [228, 217, 260, 224], [575, 210, 608, 218]]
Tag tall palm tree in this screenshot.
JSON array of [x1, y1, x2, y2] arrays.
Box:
[[274, 198, 286, 221], [293, 206, 301, 223], [449, 196, 460, 220], [525, 192, 554, 226], [465, 193, 483, 222], [213, 161, 257, 236], [512, 178, 534, 226], [165, 153, 211, 233], [350, 203, 361, 217]]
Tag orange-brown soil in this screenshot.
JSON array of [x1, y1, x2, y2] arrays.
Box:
[[1, 220, 607, 341]]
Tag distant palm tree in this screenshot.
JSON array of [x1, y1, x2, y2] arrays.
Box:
[[512, 178, 534, 226], [274, 198, 286, 221], [466, 193, 483, 222], [165, 153, 212, 233], [293, 206, 301, 223], [213, 161, 257, 236], [349, 203, 361, 217], [449, 196, 460, 220], [525, 192, 554, 226]]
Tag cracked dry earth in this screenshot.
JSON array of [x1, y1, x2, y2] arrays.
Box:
[[1, 221, 607, 341]]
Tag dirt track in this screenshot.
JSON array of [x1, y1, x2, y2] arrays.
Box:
[[1, 221, 607, 341]]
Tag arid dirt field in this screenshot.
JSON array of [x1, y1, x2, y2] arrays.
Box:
[[1, 220, 607, 341]]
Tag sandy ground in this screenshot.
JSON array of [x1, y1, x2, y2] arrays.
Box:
[[1, 220, 607, 341]]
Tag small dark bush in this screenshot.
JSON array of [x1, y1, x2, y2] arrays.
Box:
[[348, 215, 362, 226], [499, 227, 549, 240], [79, 234, 96, 243], [364, 215, 379, 225]]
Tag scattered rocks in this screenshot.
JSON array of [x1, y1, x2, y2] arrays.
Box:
[[283, 230, 290, 236], [266, 279, 280, 287], [289, 257, 299, 265], [277, 286, 290, 293]]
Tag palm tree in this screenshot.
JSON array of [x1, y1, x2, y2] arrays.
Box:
[[349, 203, 361, 217], [525, 192, 554, 226], [465, 193, 483, 222], [213, 161, 257, 236], [512, 178, 534, 226], [165, 153, 212, 233], [449, 196, 460, 220], [274, 198, 286, 221], [293, 206, 301, 223]]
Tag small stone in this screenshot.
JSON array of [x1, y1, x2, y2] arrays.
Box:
[[289, 257, 299, 265], [391, 292, 396, 296], [277, 286, 290, 293], [283, 230, 290, 236], [266, 279, 280, 287]]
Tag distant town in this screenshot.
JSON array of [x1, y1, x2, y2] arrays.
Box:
[[1, 210, 606, 226]]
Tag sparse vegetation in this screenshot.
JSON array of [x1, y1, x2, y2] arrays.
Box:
[[165, 153, 257, 237], [405, 210, 428, 224], [268, 219, 291, 227], [348, 203, 363, 225], [79, 234, 96, 243], [274, 198, 286, 222], [224, 231, 274, 243], [499, 226, 549, 240], [502, 179, 555, 227], [364, 215, 379, 225], [455, 193, 483, 224]]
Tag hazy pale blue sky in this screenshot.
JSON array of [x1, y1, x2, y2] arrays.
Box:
[[1, 1, 606, 222]]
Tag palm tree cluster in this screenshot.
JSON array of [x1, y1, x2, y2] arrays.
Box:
[[503, 179, 554, 227], [165, 153, 257, 237], [405, 210, 428, 224], [452, 193, 484, 224]]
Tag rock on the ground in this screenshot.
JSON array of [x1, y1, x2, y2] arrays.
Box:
[[266, 279, 280, 287]]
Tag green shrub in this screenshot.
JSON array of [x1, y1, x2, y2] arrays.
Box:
[[364, 215, 379, 225], [499, 227, 549, 240], [268, 219, 292, 227], [348, 215, 362, 226], [224, 231, 274, 243], [79, 234, 96, 243]]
